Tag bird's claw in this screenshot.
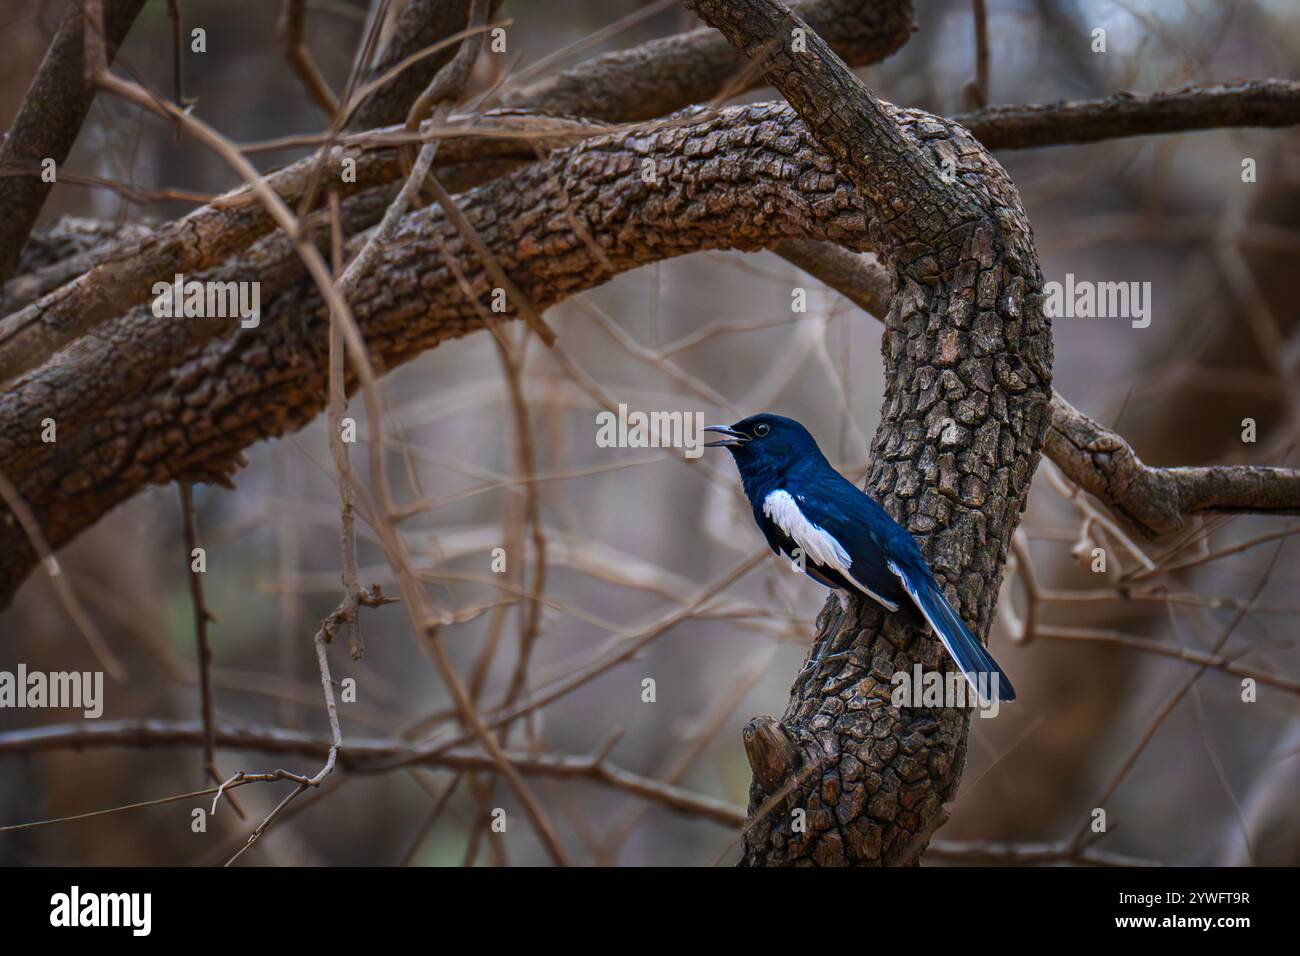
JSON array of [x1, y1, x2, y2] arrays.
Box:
[[807, 649, 852, 668]]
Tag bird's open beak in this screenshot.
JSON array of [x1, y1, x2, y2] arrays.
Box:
[[703, 425, 748, 448]]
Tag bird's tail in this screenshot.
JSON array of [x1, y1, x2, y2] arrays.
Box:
[[891, 559, 1016, 704]]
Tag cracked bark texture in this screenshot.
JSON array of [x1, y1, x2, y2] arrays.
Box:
[[0, 0, 921, 605], [0, 0, 912, 390], [682, 0, 1050, 865], [0, 102, 889, 607]]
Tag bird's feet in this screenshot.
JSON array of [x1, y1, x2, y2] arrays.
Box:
[[801, 593, 854, 674], [808, 649, 852, 667]]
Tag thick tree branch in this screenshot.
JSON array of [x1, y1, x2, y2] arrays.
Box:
[[684, 0, 1050, 866], [0, 102, 877, 608], [1045, 392, 1300, 537], [956, 80, 1300, 151], [0, 0, 146, 284], [500, 0, 914, 122], [684, 0, 981, 265]]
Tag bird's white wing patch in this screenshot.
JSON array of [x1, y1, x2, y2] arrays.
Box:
[[764, 490, 898, 611], [763, 490, 850, 569]]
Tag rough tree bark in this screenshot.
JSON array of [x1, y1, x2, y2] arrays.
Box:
[[682, 0, 1050, 865], [499, 0, 915, 122], [3, 1, 1293, 614], [0, 0, 919, 610], [0, 101, 882, 605]]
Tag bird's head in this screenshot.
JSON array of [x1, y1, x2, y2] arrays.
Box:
[[703, 414, 820, 475]]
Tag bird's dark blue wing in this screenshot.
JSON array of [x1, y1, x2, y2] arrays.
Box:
[[777, 472, 1015, 703], [885, 551, 1016, 702]]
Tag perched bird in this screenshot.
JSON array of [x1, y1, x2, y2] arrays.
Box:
[[704, 413, 1015, 703]]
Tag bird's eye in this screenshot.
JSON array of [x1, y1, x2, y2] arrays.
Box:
[[753, 422, 770, 437]]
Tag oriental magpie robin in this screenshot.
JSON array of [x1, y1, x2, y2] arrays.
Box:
[[705, 413, 1015, 703]]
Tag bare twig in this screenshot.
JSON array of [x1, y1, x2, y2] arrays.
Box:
[[928, 838, 1157, 867], [0, 718, 745, 831], [1065, 540, 1287, 855], [221, 586, 394, 864], [963, 0, 989, 109], [177, 482, 243, 817], [325, 192, 365, 659], [279, 0, 340, 116]]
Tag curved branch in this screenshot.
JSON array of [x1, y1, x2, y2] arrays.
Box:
[[0, 101, 880, 607], [684, 0, 1050, 866], [684, 0, 981, 265], [1045, 392, 1300, 537]]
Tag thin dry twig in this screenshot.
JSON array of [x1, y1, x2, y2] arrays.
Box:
[[279, 0, 340, 116], [177, 483, 244, 818], [325, 193, 366, 659], [220, 585, 394, 864], [964, 0, 989, 109], [0, 718, 745, 831], [1066, 540, 1288, 855]]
